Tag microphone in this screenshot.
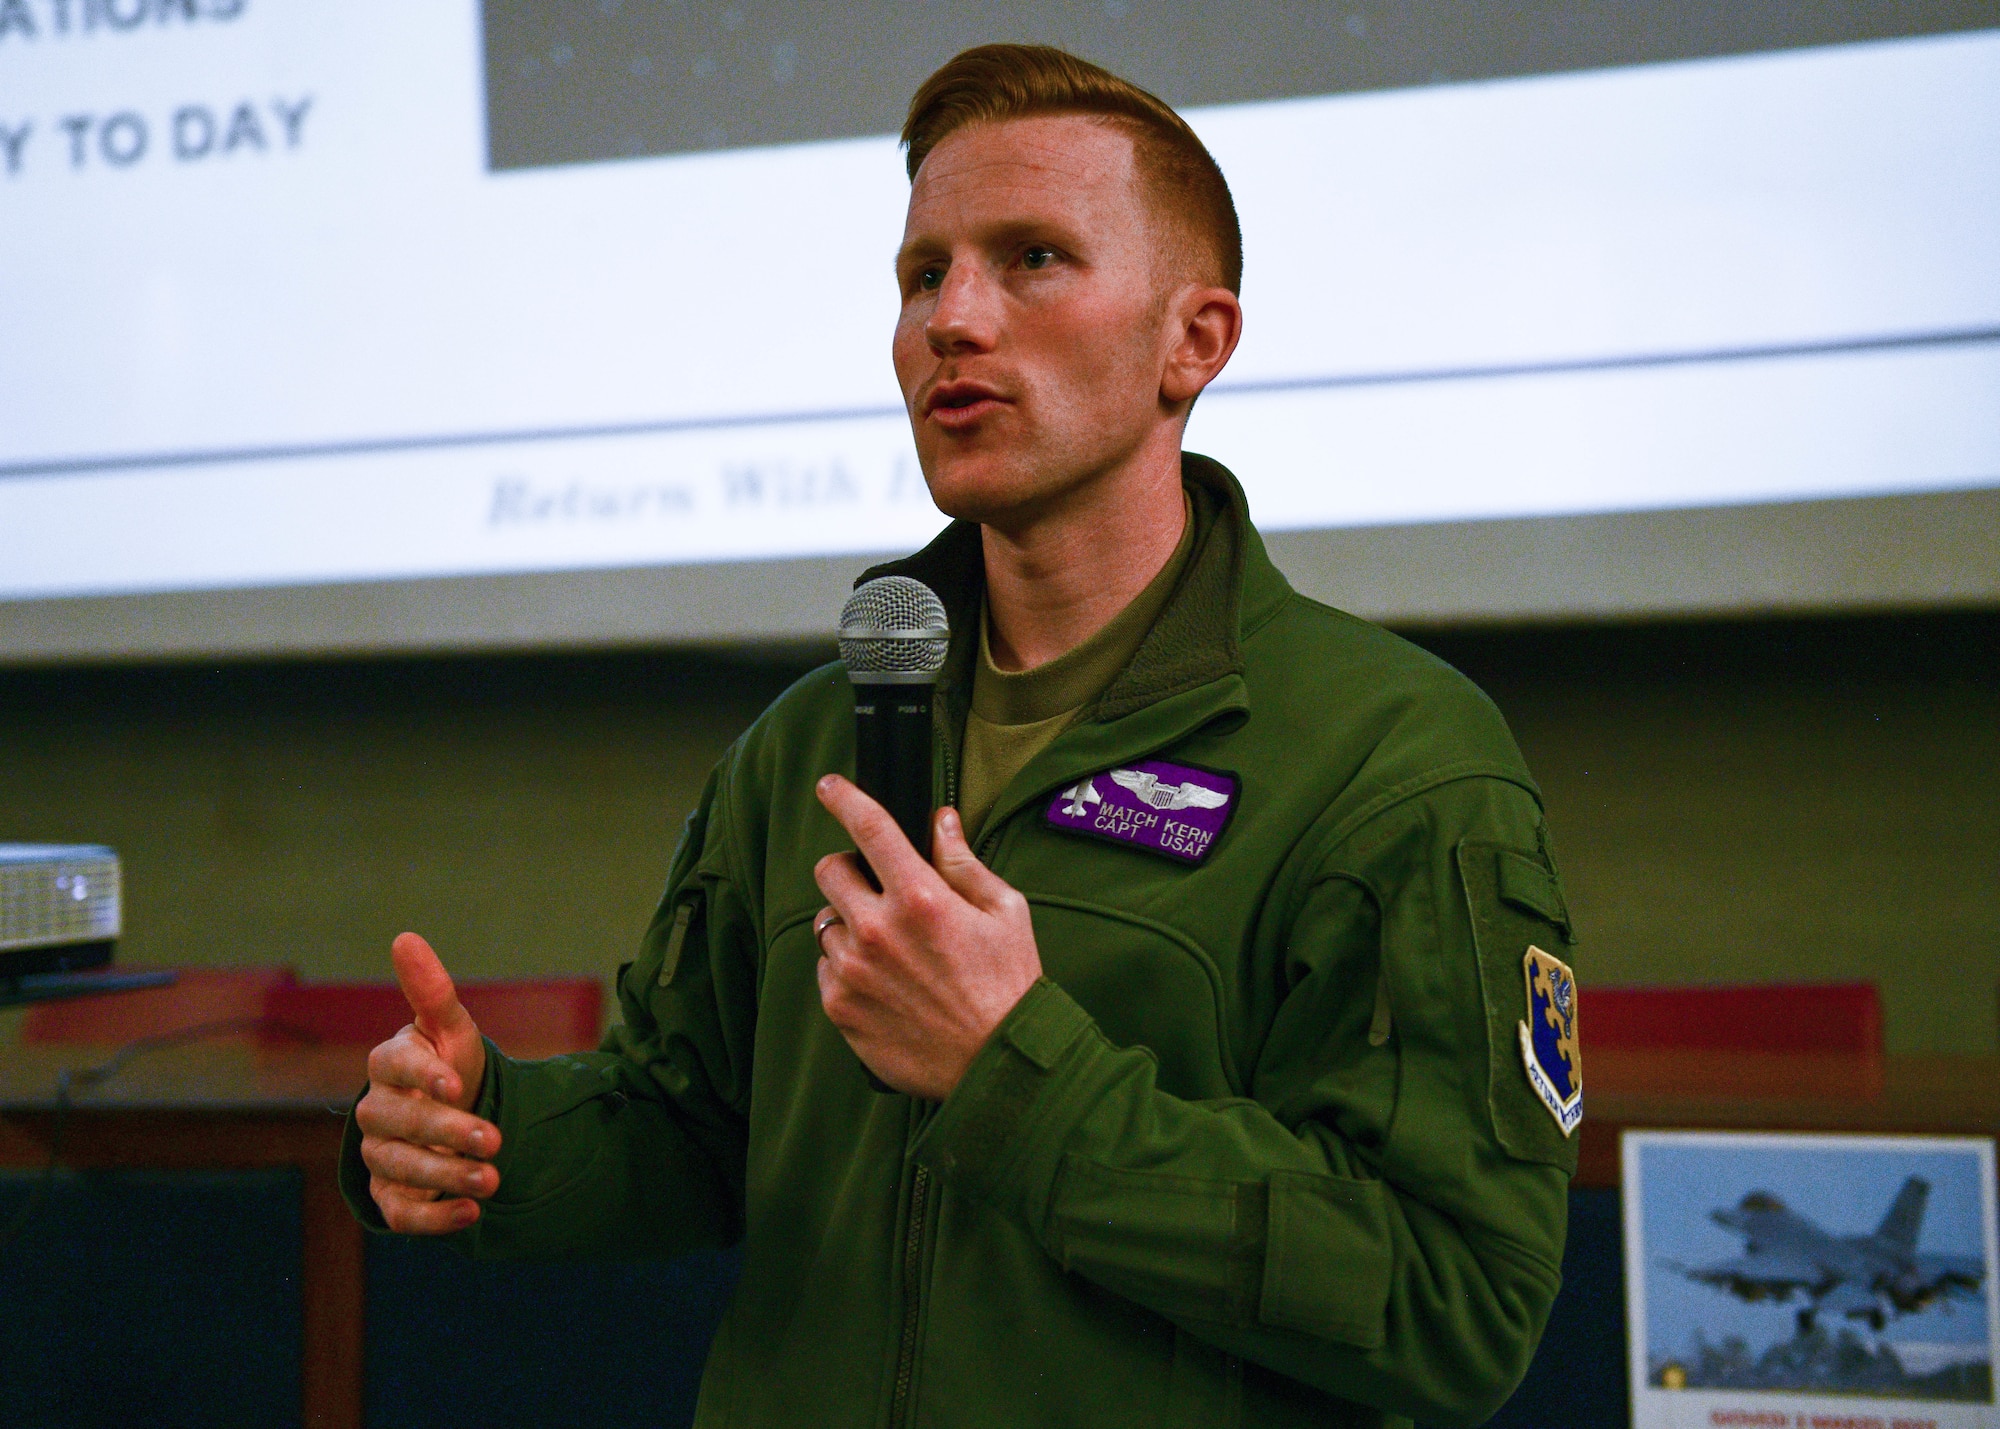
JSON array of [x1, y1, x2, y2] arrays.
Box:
[[838, 577, 951, 865]]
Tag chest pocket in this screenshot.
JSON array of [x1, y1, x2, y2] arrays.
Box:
[[1457, 840, 1581, 1173], [1027, 895, 1240, 1101]]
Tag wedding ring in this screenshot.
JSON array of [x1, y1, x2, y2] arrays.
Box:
[[813, 908, 844, 952]]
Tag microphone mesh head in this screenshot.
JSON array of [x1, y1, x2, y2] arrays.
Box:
[[840, 577, 950, 682]]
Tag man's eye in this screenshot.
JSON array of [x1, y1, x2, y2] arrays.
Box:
[[1022, 246, 1055, 270], [918, 266, 944, 291]]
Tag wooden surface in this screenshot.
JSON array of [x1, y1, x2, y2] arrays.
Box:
[[0, 1032, 591, 1111], [0, 1039, 368, 1111]]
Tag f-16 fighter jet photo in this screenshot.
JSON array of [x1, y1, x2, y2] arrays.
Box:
[[1679, 1176, 1987, 1335]]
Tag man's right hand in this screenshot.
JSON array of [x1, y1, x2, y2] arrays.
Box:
[[355, 931, 501, 1233]]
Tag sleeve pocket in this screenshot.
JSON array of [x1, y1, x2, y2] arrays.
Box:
[[1258, 1169, 1391, 1349], [1458, 841, 1582, 1173], [1051, 1155, 1260, 1324]]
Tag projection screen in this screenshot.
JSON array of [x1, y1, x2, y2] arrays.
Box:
[[1, 1, 1996, 660]]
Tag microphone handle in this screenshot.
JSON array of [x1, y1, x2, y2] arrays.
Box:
[[853, 682, 935, 866], [850, 680, 934, 1096]]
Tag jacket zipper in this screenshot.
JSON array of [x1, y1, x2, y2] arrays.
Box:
[[888, 1162, 932, 1429]]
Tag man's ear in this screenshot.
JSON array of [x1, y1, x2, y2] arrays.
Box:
[[1160, 285, 1243, 409]]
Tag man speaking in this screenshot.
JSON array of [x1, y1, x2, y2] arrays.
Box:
[[344, 44, 1580, 1429]]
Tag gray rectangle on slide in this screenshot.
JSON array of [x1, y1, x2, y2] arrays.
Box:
[[481, 2, 1998, 171]]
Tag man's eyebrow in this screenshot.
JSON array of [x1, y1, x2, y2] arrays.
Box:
[[980, 218, 1070, 248], [895, 216, 1081, 272], [893, 236, 945, 272]]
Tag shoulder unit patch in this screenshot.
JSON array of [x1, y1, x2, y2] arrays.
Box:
[[1044, 758, 1238, 865], [1518, 945, 1582, 1136]]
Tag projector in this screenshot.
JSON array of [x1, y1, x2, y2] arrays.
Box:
[[0, 844, 121, 981]]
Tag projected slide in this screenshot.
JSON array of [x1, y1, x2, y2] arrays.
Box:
[[0, 2, 1996, 603]]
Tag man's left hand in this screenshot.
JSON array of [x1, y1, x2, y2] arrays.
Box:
[[813, 774, 1043, 1100]]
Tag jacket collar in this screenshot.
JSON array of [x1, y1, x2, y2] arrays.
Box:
[[859, 452, 1289, 726]]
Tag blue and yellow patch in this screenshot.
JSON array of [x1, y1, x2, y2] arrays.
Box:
[[1518, 945, 1582, 1136]]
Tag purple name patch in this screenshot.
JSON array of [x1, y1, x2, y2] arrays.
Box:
[[1044, 759, 1238, 865]]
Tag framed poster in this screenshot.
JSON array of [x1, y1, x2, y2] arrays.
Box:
[[1624, 1131, 1999, 1429]]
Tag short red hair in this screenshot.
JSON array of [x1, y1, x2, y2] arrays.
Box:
[[902, 44, 1243, 296]]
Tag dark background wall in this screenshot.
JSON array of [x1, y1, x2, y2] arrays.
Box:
[[3, 608, 1995, 1054]]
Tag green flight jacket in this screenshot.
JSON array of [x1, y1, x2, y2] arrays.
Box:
[[341, 455, 1580, 1429]]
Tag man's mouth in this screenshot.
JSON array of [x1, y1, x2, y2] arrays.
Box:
[[924, 381, 1008, 426]]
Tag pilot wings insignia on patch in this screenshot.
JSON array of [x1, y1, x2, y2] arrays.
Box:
[[1107, 768, 1232, 811], [1518, 945, 1582, 1136]]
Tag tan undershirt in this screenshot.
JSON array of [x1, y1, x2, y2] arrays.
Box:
[[956, 492, 1196, 843]]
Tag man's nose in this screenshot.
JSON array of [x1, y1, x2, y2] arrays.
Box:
[[925, 264, 1001, 356]]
